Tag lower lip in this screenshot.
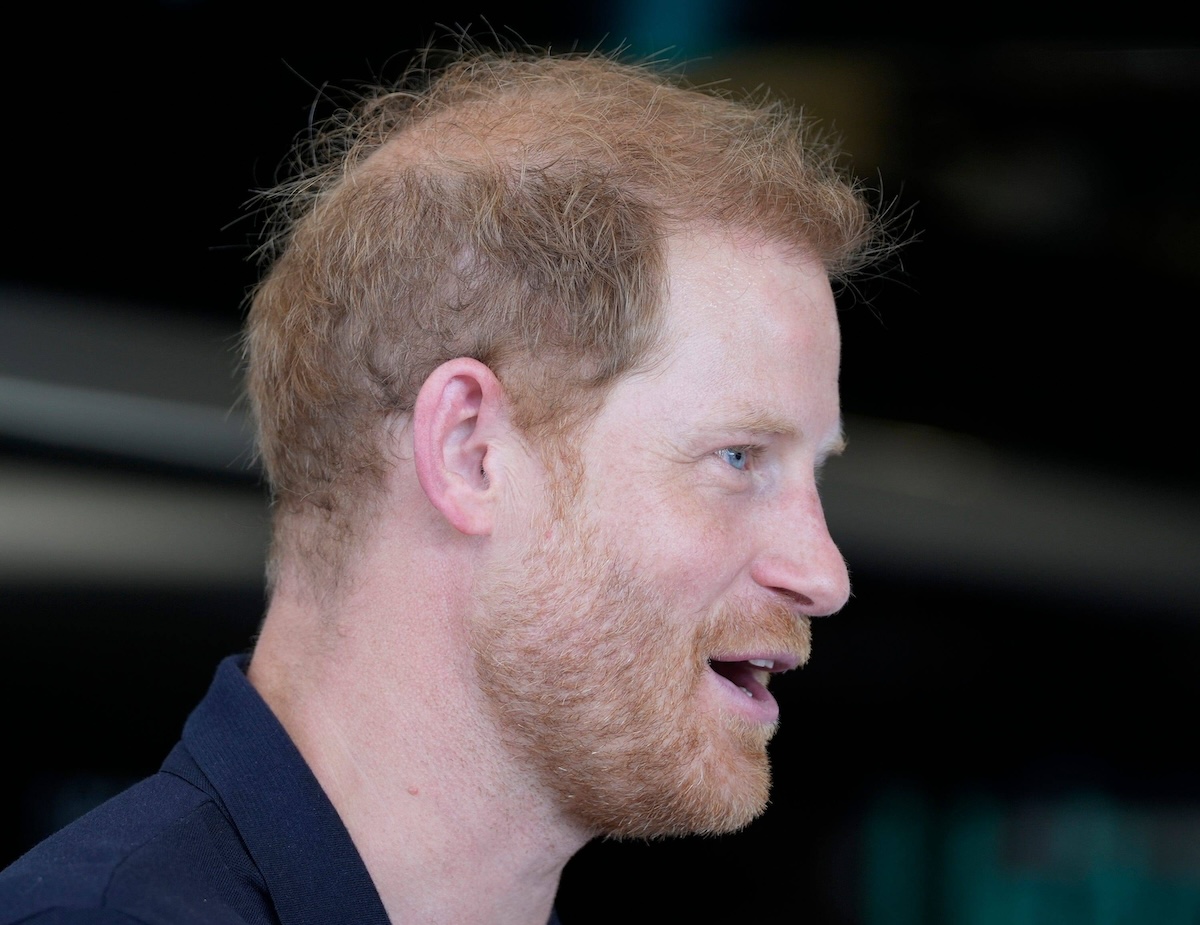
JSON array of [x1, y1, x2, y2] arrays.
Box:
[[706, 669, 780, 725]]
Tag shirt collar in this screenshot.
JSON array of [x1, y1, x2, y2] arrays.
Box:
[[180, 653, 392, 925]]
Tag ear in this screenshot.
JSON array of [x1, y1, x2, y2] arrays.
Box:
[[412, 358, 508, 536]]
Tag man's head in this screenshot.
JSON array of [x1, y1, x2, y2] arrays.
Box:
[[244, 44, 881, 590], [471, 230, 850, 838]]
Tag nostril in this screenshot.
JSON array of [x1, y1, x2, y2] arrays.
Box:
[[770, 587, 813, 608]]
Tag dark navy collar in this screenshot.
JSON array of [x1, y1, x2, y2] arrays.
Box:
[[170, 653, 392, 925], [170, 654, 564, 925]]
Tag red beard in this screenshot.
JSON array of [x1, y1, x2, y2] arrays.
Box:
[[472, 507, 811, 839]]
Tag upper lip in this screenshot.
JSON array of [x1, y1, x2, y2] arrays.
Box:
[[709, 652, 802, 673]]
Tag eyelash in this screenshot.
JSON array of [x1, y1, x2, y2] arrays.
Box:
[[715, 445, 763, 471]]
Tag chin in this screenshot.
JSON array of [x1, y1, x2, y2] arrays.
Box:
[[574, 717, 778, 841]]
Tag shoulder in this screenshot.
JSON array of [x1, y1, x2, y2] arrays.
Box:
[[0, 772, 273, 925]]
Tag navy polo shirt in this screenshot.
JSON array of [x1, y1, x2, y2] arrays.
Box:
[[0, 654, 563, 925]]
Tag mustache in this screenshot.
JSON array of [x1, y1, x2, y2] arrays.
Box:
[[698, 598, 813, 667]]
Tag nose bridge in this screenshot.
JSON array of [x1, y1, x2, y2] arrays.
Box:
[[752, 478, 851, 616]]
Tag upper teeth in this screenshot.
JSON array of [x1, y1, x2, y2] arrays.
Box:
[[748, 659, 774, 669]]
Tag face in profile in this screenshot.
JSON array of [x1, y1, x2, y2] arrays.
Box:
[[473, 231, 850, 839]]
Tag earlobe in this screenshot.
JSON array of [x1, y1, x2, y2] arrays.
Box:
[[412, 358, 505, 536]]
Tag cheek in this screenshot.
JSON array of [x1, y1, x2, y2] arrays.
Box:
[[581, 457, 754, 597], [626, 494, 752, 597], [684, 514, 750, 585]]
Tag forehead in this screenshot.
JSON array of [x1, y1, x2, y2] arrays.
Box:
[[591, 229, 843, 452], [660, 230, 839, 362]]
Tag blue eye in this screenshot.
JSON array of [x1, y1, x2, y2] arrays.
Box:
[[717, 447, 750, 471]]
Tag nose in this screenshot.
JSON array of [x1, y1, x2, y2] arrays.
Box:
[[750, 484, 851, 617]]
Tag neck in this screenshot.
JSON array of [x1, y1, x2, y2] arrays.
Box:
[[248, 545, 591, 925]]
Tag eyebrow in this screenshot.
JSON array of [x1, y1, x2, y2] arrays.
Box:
[[819, 425, 848, 462], [714, 409, 847, 458]]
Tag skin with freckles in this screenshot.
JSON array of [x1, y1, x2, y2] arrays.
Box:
[[471, 229, 851, 839]]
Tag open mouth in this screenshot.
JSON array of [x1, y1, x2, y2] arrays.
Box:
[[708, 657, 780, 702]]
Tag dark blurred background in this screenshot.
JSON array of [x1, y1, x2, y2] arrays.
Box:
[[2, 4, 1197, 923]]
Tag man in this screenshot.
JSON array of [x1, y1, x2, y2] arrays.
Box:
[[0, 43, 884, 924]]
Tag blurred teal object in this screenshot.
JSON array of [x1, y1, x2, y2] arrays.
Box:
[[613, 0, 728, 60], [864, 787, 1200, 924]]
